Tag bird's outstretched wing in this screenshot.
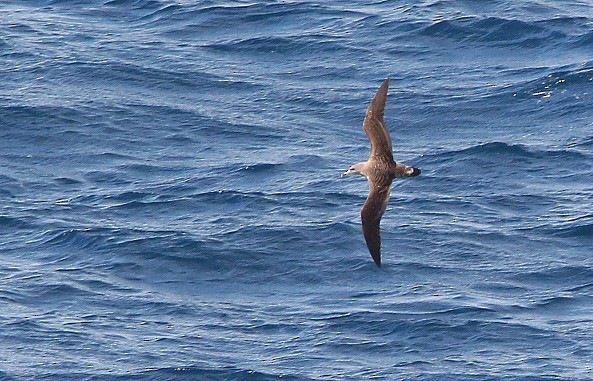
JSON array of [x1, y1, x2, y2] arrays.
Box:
[[361, 182, 392, 267], [363, 79, 393, 161]]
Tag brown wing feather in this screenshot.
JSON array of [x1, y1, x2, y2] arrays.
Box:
[[363, 79, 393, 161], [361, 183, 392, 267]]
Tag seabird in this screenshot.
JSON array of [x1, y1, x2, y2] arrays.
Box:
[[341, 79, 421, 267]]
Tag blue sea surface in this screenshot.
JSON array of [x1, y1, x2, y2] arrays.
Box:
[[1, 1, 593, 380]]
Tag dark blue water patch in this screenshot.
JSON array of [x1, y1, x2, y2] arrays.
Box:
[[53, 177, 84, 186], [148, 2, 367, 38], [35, 366, 310, 381], [518, 206, 593, 240], [0, 174, 25, 197], [0, 105, 88, 130], [424, 142, 592, 175], [295, 189, 359, 209], [476, 17, 567, 47], [78, 220, 359, 284], [418, 144, 559, 197], [102, 190, 154, 204], [446, 141, 530, 158], [314, 308, 570, 363], [216, 223, 318, 253], [103, 0, 164, 9], [63, 276, 140, 296], [549, 221, 593, 239], [472, 280, 531, 298], [116, 162, 195, 178], [281, 89, 341, 112], [573, 135, 593, 148], [63, 228, 234, 277], [3, 317, 92, 355], [32, 0, 92, 4], [511, 265, 593, 292], [17, 283, 99, 307], [452, 141, 535, 157], [49, 60, 221, 93], [285, 154, 327, 168], [33, 228, 116, 254], [101, 197, 204, 220], [0, 371, 15, 381], [506, 63, 593, 101], [530, 295, 583, 311], [542, 16, 593, 41], [294, 64, 361, 84], [315, 305, 497, 333], [83, 170, 132, 186], [0, 287, 21, 304], [89, 152, 141, 164], [127, 3, 184, 27], [196, 118, 289, 143], [202, 35, 357, 57], [475, 192, 558, 212], [0, 38, 9, 51], [238, 162, 281, 174], [4, 318, 53, 341], [0, 215, 32, 230], [6, 23, 39, 34], [419, 17, 474, 40], [187, 189, 282, 211], [196, 2, 315, 25], [575, 29, 593, 48], [418, 15, 577, 49]]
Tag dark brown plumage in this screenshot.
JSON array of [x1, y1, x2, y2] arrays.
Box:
[[341, 79, 421, 267]]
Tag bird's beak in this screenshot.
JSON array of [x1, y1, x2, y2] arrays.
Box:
[[341, 170, 350, 177]]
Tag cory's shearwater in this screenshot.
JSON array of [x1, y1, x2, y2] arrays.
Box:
[[341, 78, 421, 267]]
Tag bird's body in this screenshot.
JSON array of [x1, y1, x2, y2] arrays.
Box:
[[341, 79, 421, 267]]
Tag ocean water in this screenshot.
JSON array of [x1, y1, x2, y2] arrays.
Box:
[[1, 0, 593, 379]]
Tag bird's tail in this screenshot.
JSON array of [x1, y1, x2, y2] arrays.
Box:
[[405, 166, 421, 177], [394, 163, 421, 178]]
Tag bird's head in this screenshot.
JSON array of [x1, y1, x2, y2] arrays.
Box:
[[341, 163, 365, 177]]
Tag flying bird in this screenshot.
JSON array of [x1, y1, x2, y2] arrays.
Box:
[[341, 79, 421, 267]]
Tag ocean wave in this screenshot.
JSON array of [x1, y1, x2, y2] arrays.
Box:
[[202, 35, 355, 56], [573, 135, 593, 148], [507, 62, 593, 100], [1, 105, 84, 126], [237, 162, 280, 174], [46, 366, 311, 381], [452, 141, 538, 157], [419, 14, 590, 48], [531, 295, 579, 311], [53, 177, 83, 186], [421, 142, 591, 172], [32, 227, 115, 253], [83, 170, 132, 186], [0, 215, 32, 229], [0, 174, 25, 197], [36, 217, 353, 280], [104, 0, 171, 13], [195, 118, 286, 142], [544, 221, 593, 239], [124, 0, 368, 53], [22, 283, 98, 305], [56, 60, 226, 91], [419, 142, 591, 181], [314, 308, 556, 356], [512, 265, 593, 288]]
